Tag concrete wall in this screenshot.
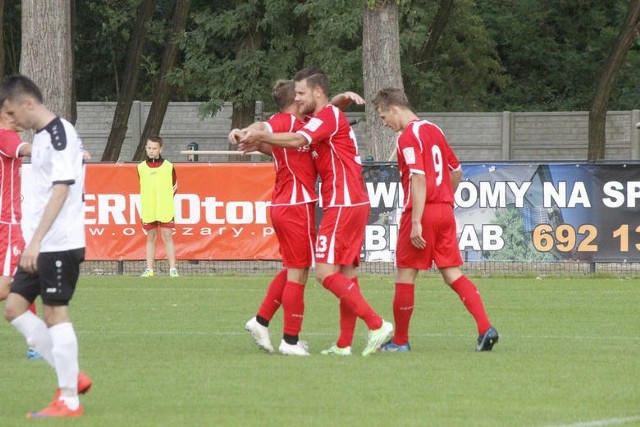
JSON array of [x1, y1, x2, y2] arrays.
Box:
[[75, 101, 640, 162]]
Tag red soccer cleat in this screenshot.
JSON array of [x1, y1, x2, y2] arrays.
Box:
[[77, 371, 92, 395], [27, 398, 83, 418], [52, 371, 93, 401]]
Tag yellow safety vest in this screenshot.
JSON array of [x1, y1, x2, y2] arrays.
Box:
[[137, 160, 175, 223]]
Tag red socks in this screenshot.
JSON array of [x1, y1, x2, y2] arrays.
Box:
[[336, 277, 359, 348], [323, 273, 382, 331], [392, 283, 414, 345], [450, 275, 491, 334], [282, 281, 305, 336], [256, 269, 288, 323]]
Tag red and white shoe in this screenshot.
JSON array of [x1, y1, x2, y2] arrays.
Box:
[[27, 398, 83, 418]]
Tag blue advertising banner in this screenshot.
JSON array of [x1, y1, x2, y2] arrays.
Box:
[[360, 163, 640, 263]]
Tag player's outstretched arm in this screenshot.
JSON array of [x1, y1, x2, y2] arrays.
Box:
[[330, 91, 365, 110], [230, 122, 273, 155], [241, 129, 307, 149], [228, 121, 268, 144], [451, 168, 462, 192]]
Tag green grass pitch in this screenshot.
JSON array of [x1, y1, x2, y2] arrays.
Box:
[[0, 274, 638, 426]]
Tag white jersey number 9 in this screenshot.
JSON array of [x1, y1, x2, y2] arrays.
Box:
[[431, 145, 443, 186]]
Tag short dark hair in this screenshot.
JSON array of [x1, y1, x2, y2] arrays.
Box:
[[372, 87, 412, 112], [294, 66, 329, 96], [147, 136, 163, 146], [0, 74, 44, 105], [271, 80, 295, 111]]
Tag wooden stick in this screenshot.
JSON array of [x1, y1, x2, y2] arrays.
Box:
[[179, 150, 261, 155]]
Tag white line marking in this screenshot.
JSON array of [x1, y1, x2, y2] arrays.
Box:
[[544, 415, 640, 427]]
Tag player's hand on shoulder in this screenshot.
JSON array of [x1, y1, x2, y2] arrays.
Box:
[[341, 91, 365, 105]]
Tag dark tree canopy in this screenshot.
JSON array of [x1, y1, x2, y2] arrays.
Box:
[[3, 0, 639, 115]]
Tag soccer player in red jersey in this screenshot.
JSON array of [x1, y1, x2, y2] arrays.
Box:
[[230, 80, 367, 356], [241, 67, 393, 356], [372, 87, 498, 352], [230, 80, 318, 356], [0, 108, 31, 300], [0, 106, 45, 361]]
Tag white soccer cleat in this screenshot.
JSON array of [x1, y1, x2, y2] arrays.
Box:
[[244, 317, 274, 353], [362, 320, 394, 356], [320, 343, 352, 356], [278, 339, 310, 356]]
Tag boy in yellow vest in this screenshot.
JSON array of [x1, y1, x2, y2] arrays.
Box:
[[137, 136, 178, 277]]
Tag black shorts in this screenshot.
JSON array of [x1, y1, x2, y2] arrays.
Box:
[[11, 248, 85, 306]]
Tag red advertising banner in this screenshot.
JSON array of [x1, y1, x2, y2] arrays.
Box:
[[83, 163, 278, 260]]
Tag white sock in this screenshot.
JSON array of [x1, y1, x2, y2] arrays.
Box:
[[49, 322, 79, 403], [11, 311, 55, 367]]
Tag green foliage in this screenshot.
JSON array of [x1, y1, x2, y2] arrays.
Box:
[[1, 1, 22, 75], [292, 0, 364, 95], [7, 0, 637, 112], [74, 0, 173, 101], [476, 0, 640, 111], [484, 205, 554, 262], [400, 0, 507, 111], [169, 0, 302, 115]]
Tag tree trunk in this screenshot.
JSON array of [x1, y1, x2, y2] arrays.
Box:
[[362, 1, 403, 161], [227, 104, 255, 161], [69, 0, 77, 124], [20, 0, 73, 122], [102, 0, 158, 161], [588, 0, 640, 161], [133, 0, 191, 161], [421, 0, 455, 63]]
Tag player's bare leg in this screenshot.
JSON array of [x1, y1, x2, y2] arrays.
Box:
[[160, 227, 178, 276], [142, 228, 158, 277]]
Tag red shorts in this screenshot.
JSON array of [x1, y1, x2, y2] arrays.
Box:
[[142, 220, 175, 231], [0, 223, 24, 277], [316, 204, 369, 266], [271, 203, 316, 268], [396, 203, 463, 270]]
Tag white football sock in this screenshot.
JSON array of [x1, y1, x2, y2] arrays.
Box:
[[11, 311, 55, 367], [49, 322, 79, 403]]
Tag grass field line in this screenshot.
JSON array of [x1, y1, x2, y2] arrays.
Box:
[[1, 329, 638, 341], [80, 286, 640, 297], [544, 414, 640, 427]]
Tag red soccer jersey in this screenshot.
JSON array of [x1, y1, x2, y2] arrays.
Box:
[[264, 112, 318, 206], [297, 104, 368, 208], [397, 119, 460, 210], [0, 129, 26, 224]]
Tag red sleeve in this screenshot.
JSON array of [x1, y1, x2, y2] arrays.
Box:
[[297, 105, 338, 143], [398, 124, 426, 175], [0, 130, 24, 159]]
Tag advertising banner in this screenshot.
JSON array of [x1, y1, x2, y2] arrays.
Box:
[[361, 163, 640, 263], [21, 162, 640, 262], [82, 163, 278, 260]]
